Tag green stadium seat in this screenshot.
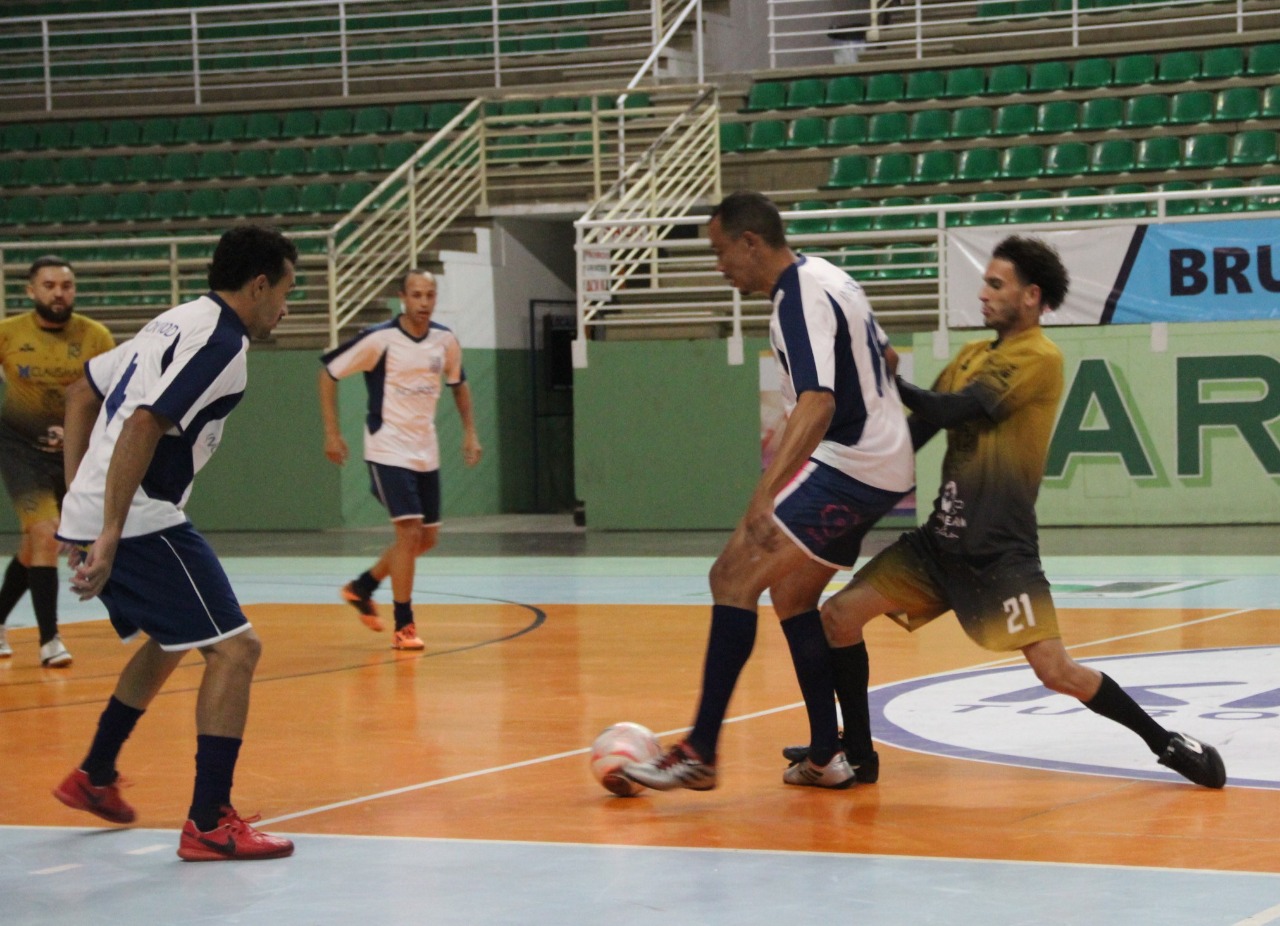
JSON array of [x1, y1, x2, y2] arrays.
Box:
[[1059, 187, 1102, 221], [234, 149, 271, 178], [125, 153, 162, 182], [1036, 100, 1079, 134], [540, 98, 577, 119], [1155, 51, 1200, 84], [39, 123, 74, 149], [1263, 85, 1280, 118], [318, 109, 356, 136], [824, 154, 870, 188], [282, 110, 320, 138], [427, 101, 465, 129], [744, 120, 786, 151], [824, 75, 864, 106], [1011, 190, 1054, 224], [390, 103, 428, 133], [785, 117, 826, 149], [868, 111, 908, 144], [979, 1, 1015, 17], [195, 149, 234, 179], [923, 192, 965, 226], [1028, 60, 1069, 92], [961, 191, 1010, 226], [345, 142, 381, 171], [71, 120, 108, 148], [864, 73, 904, 104], [831, 199, 875, 232], [1071, 57, 1112, 90], [337, 180, 374, 211], [1102, 183, 1152, 219], [874, 196, 922, 231], [2, 123, 40, 150], [951, 106, 994, 139], [1043, 141, 1089, 176], [224, 186, 262, 217], [826, 114, 868, 146], [743, 81, 786, 112], [1135, 136, 1182, 171], [1015, 0, 1055, 16], [1169, 91, 1214, 125], [1113, 53, 1156, 87], [1184, 133, 1230, 169], [942, 67, 985, 99], [1200, 46, 1244, 80], [957, 147, 1001, 182], [161, 151, 198, 181], [56, 156, 92, 185], [1001, 144, 1044, 179], [0, 160, 22, 187], [150, 188, 187, 220], [904, 70, 945, 101], [106, 119, 142, 147], [262, 185, 301, 215], [987, 64, 1028, 95], [187, 188, 225, 218], [141, 117, 177, 146], [114, 191, 151, 222], [993, 103, 1036, 137], [353, 106, 391, 134], [295, 183, 334, 213], [174, 116, 209, 144], [1215, 87, 1262, 122], [784, 78, 825, 109], [20, 159, 55, 185], [908, 109, 950, 142], [1230, 130, 1278, 166], [915, 149, 957, 184], [1080, 97, 1124, 131], [1158, 180, 1199, 216], [1247, 42, 1280, 76], [785, 200, 830, 236], [381, 140, 419, 169], [42, 193, 78, 224], [308, 146, 346, 174], [90, 155, 126, 183], [1124, 94, 1168, 128], [244, 112, 281, 141], [720, 122, 747, 153], [1199, 177, 1246, 214], [6, 195, 42, 224], [1095, 137, 1136, 174], [868, 152, 912, 186], [77, 192, 114, 223]]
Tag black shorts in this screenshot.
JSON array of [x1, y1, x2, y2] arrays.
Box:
[[367, 461, 441, 524], [0, 425, 65, 530]]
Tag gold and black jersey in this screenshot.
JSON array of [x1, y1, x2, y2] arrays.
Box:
[[924, 327, 1063, 559], [0, 311, 115, 449]]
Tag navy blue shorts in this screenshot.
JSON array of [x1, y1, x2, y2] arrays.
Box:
[[96, 522, 249, 652], [367, 461, 441, 524], [773, 459, 907, 569]]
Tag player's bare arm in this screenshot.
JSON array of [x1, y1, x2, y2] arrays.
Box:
[[450, 381, 482, 467], [745, 389, 834, 550], [317, 367, 348, 465]]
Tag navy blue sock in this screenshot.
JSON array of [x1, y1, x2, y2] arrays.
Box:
[[831, 642, 874, 761], [189, 734, 243, 831], [0, 557, 29, 624], [393, 601, 414, 631], [781, 610, 841, 766], [81, 696, 145, 786], [687, 604, 757, 763], [351, 570, 380, 598], [28, 566, 58, 645], [1084, 673, 1172, 755]]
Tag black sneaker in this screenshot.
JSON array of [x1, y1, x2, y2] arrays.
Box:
[[1158, 732, 1226, 789], [781, 740, 879, 784]]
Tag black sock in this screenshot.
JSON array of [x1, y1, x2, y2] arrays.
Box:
[[781, 610, 840, 766], [687, 604, 757, 763], [28, 566, 58, 645], [189, 734, 243, 831], [0, 557, 29, 624], [1084, 673, 1173, 755], [831, 641, 874, 761], [393, 601, 414, 631], [81, 696, 145, 786], [351, 570, 380, 598]]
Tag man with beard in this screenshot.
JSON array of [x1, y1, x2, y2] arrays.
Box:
[[0, 256, 114, 666]]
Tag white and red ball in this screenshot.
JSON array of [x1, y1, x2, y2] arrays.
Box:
[[590, 722, 661, 797]]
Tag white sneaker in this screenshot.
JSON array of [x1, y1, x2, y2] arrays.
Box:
[[783, 751, 857, 789], [621, 741, 717, 792], [0, 626, 11, 658], [40, 636, 72, 668]]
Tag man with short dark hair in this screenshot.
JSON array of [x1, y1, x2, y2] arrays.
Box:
[[796, 235, 1227, 790], [0, 256, 114, 666], [622, 191, 914, 793], [319, 269, 482, 650], [53, 225, 299, 859]]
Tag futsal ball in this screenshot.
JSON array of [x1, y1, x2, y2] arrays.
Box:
[[590, 722, 661, 797]]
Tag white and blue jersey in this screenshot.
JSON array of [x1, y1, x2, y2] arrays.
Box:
[[769, 255, 914, 494], [58, 294, 249, 542], [320, 318, 464, 473]]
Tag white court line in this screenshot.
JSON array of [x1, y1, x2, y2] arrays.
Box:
[[126, 844, 169, 855], [31, 864, 82, 875], [1234, 902, 1280, 926], [260, 608, 1253, 827]]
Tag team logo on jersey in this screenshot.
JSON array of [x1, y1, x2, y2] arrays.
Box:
[[18, 342, 35, 352], [869, 645, 1280, 789]]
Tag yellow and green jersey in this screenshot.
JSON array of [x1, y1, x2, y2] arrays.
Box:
[[925, 326, 1063, 558], [0, 311, 115, 449]]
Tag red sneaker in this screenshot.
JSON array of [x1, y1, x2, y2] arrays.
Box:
[[53, 768, 136, 824], [341, 583, 383, 632], [178, 807, 295, 861]]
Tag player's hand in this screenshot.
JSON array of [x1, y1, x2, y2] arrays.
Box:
[[324, 433, 349, 465], [744, 491, 781, 552], [462, 434, 483, 467], [70, 536, 118, 601]]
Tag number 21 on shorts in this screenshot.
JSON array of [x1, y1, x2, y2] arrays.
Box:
[[1003, 592, 1035, 634]]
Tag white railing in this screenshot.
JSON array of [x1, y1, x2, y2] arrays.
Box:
[[571, 184, 1280, 366], [766, 0, 1271, 67]]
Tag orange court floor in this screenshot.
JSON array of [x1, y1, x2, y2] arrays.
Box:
[[2, 520, 1279, 926]]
